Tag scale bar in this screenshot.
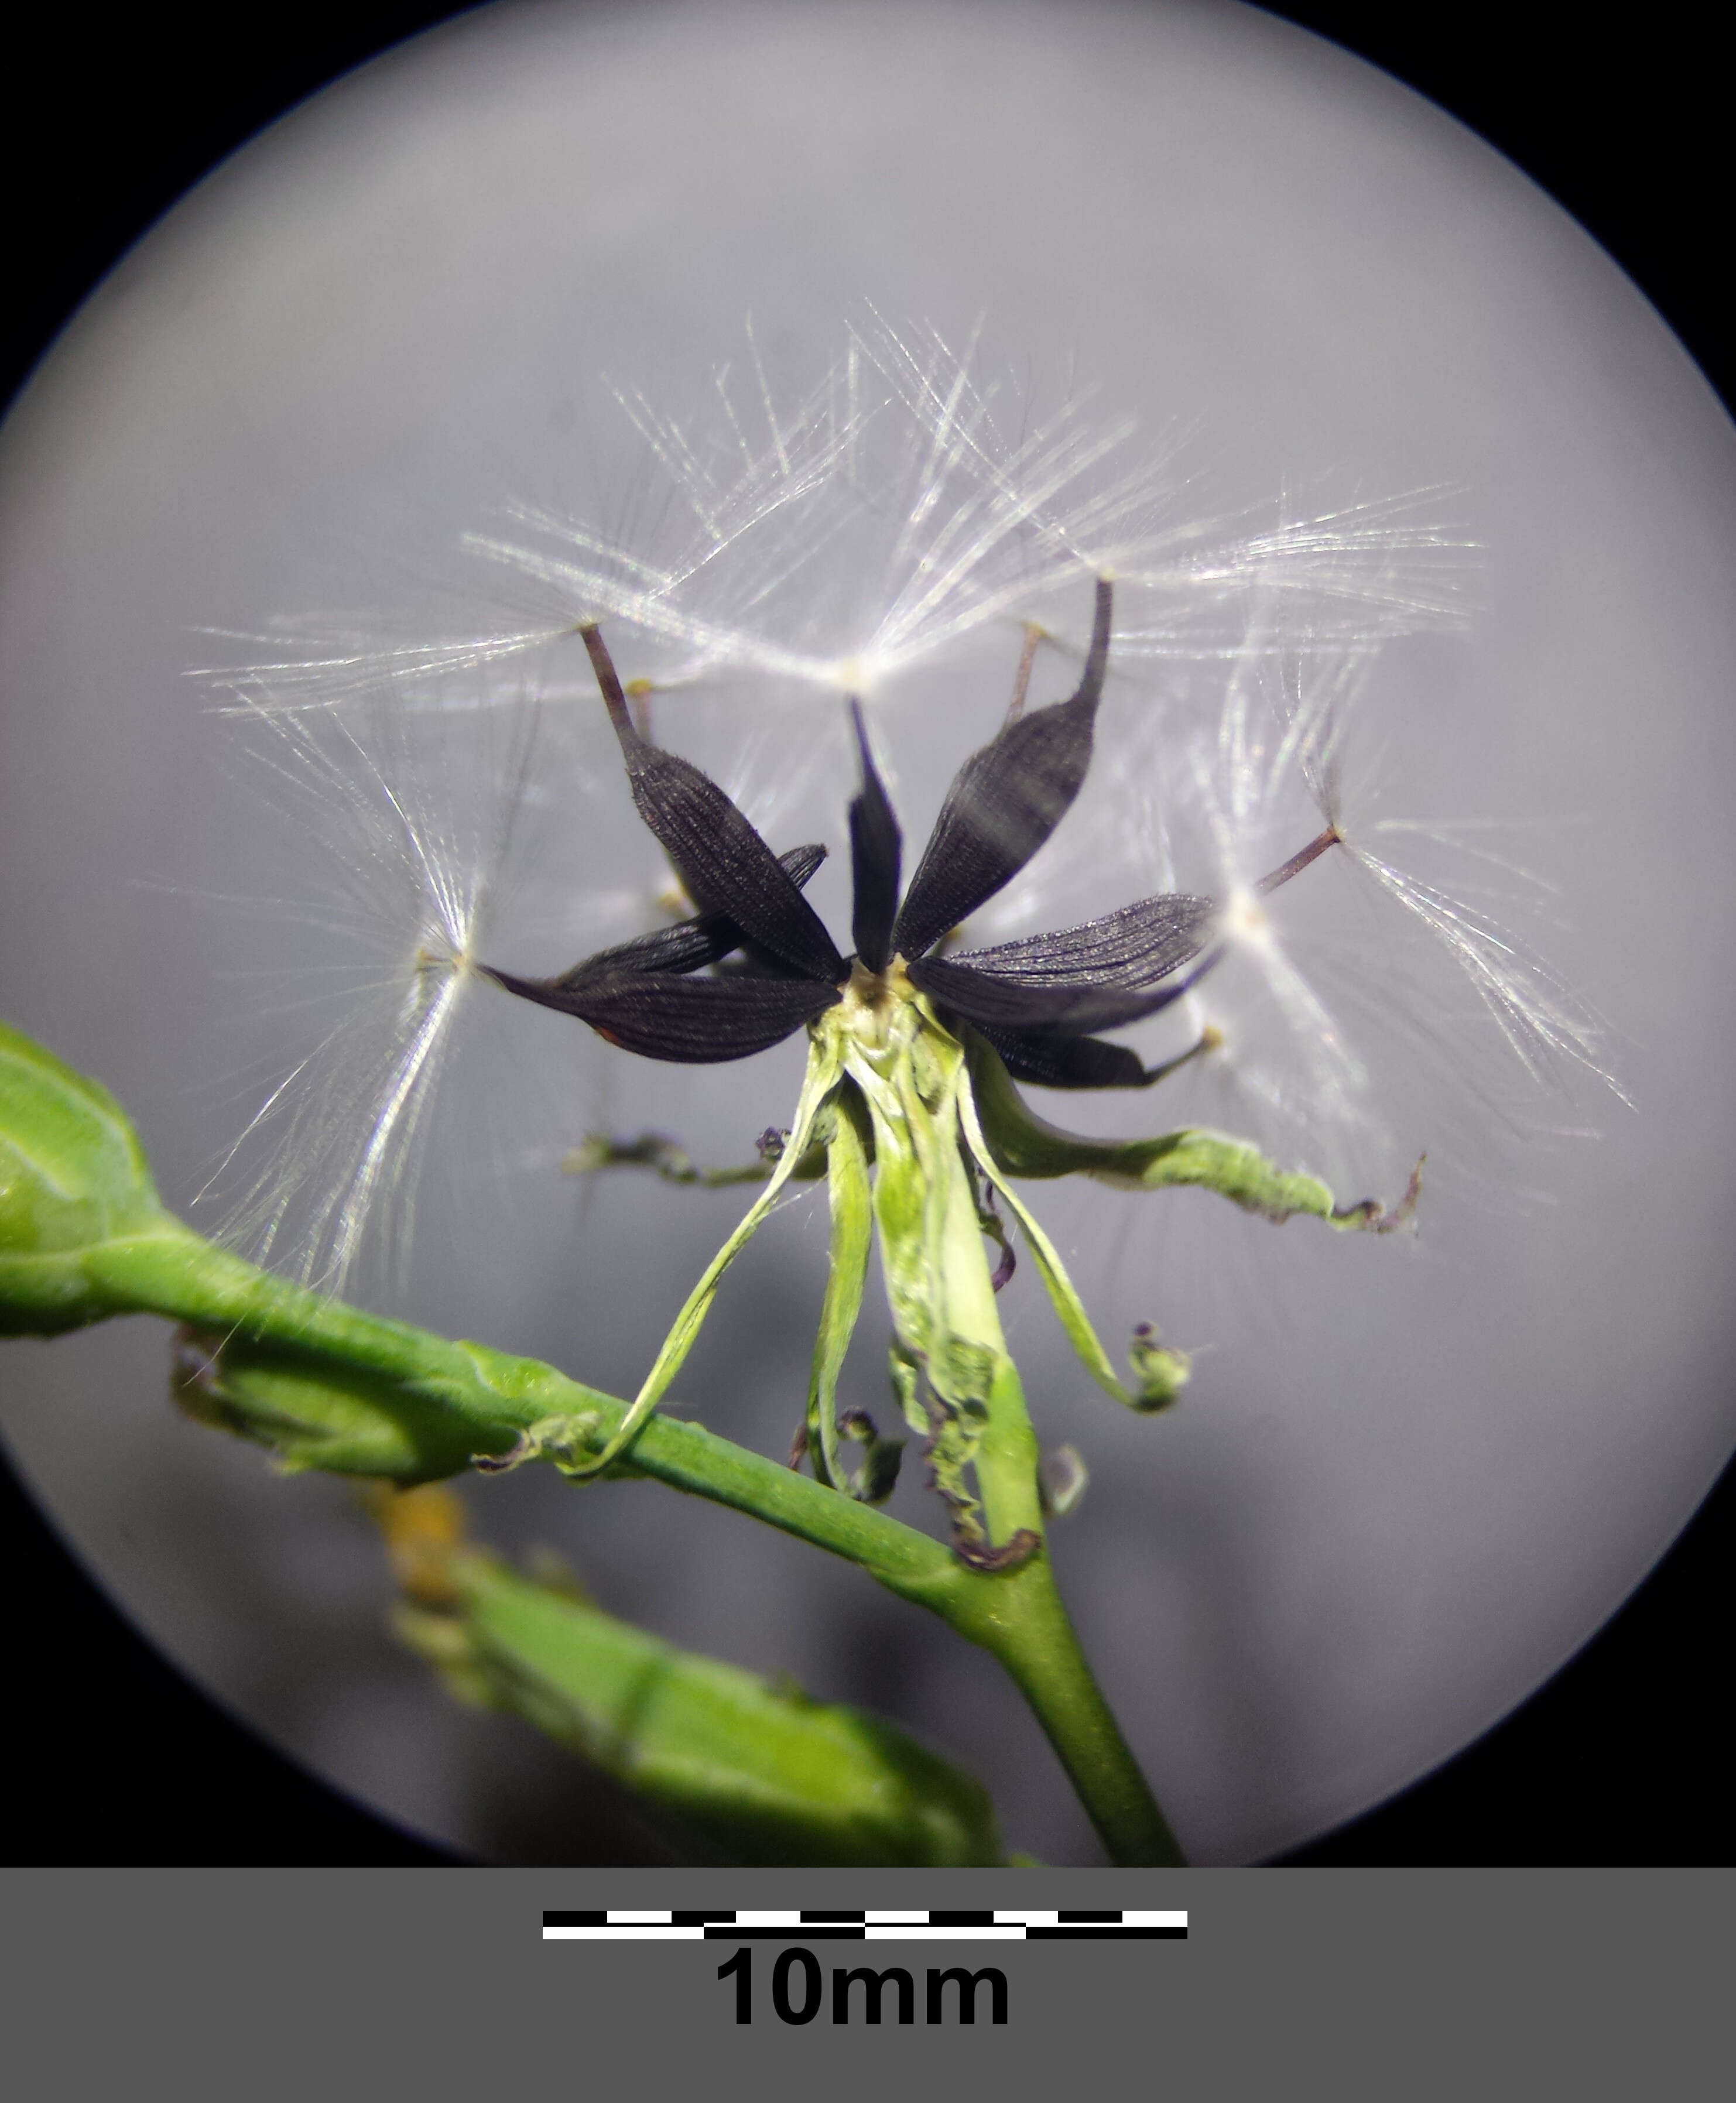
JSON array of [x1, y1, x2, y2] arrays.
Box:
[[542, 1908, 1186, 1943]]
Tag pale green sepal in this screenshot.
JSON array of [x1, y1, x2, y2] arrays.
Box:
[[964, 1028, 1420, 1229], [804, 1082, 897, 1498], [401, 1547, 1006, 1865], [956, 1053, 1179, 1413], [565, 1033, 846, 1480]]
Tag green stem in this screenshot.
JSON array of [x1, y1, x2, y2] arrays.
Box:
[[962, 1355, 1182, 1866], [81, 1225, 965, 1601], [948, 1554, 1184, 1868], [939, 1172, 1179, 1856], [78, 1219, 1181, 1859]]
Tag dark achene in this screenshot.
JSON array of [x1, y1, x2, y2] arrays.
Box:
[[484, 580, 1332, 1074]]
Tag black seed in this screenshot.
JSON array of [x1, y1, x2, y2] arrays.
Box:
[[892, 578, 1112, 959], [948, 892, 1214, 991], [581, 620, 843, 982], [847, 700, 902, 973], [482, 966, 839, 1063], [549, 844, 828, 986], [971, 1026, 1156, 1091], [620, 743, 844, 982], [909, 947, 1221, 1035]]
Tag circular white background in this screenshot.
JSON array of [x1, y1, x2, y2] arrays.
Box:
[[2, 0, 1734, 1864]]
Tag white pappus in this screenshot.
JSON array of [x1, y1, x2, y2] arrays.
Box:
[[196, 323, 1607, 1306]]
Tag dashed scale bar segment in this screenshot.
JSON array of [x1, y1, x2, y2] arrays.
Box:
[[541, 1909, 1187, 1942]]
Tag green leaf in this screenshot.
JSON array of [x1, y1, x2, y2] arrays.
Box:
[[399, 1542, 1006, 1866], [964, 1027, 1420, 1228], [956, 1064, 1177, 1413]]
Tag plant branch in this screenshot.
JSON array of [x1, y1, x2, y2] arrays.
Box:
[[2, 1015, 1183, 1863], [108, 1225, 1183, 1855]]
